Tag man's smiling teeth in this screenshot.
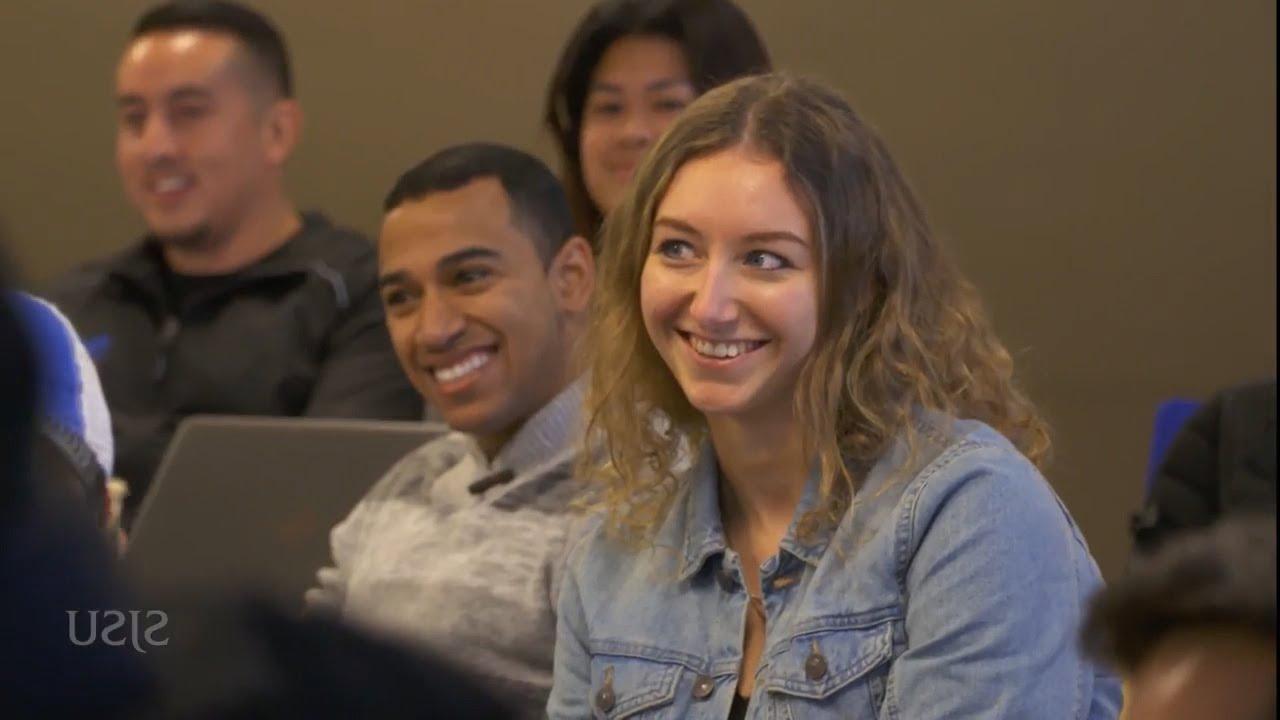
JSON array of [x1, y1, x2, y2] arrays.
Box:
[[433, 350, 492, 383], [689, 335, 762, 359], [154, 176, 191, 193]]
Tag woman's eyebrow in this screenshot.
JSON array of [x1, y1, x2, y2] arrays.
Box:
[[742, 230, 806, 246], [653, 216, 702, 237], [589, 77, 691, 94]]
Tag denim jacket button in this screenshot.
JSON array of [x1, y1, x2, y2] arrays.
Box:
[[804, 648, 829, 681], [595, 666, 616, 712], [595, 684, 616, 712], [692, 674, 715, 699]]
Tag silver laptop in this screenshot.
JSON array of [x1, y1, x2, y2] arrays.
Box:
[[123, 415, 445, 606]]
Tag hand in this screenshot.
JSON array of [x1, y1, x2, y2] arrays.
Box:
[[105, 478, 129, 556]]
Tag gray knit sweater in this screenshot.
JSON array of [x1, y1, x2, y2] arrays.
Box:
[[306, 381, 587, 717]]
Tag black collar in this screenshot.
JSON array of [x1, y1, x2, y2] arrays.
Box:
[[105, 212, 330, 302]]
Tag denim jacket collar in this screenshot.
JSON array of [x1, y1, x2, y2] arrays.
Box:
[[670, 441, 834, 582]]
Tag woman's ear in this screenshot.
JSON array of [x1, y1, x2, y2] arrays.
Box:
[[547, 235, 595, 314]]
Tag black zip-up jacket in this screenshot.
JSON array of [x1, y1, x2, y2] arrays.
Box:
[[1132, 380, 1277, 555], [48, 213, 422, 522]]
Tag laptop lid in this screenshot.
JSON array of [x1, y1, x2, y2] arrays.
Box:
[[123, 415, 445, 607]]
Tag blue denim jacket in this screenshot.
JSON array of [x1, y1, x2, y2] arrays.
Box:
[[548, 417, 1123, 719]]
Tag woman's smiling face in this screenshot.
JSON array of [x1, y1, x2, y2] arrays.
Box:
[[640, 146, 818, 422]]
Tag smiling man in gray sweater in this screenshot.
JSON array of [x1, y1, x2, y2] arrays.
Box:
[[306, 143, 595, 716]]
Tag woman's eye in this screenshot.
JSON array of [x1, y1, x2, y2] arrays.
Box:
[[744, 250, 789, 270], [654, 98, 688, 113], [587, 101, 623, 117], [655, 239, 695, 260]]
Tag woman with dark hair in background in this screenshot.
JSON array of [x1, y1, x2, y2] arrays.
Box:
[[544, 0, 771, 244]]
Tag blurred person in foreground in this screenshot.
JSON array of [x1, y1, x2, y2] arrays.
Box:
[[1085, 514, 1276, 720], [8, 292, 116, 533], [3, 252, 511, 720]]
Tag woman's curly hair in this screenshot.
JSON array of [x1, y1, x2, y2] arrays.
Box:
[[581, 73, 1050, 542]]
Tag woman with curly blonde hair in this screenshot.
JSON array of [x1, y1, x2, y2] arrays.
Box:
[[547, 74, 1121, 719]]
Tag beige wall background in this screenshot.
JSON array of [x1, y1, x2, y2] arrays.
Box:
[[1, 1, 1274, 577]]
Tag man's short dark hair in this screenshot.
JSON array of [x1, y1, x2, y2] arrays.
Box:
[[384, 143, 576, 265], [1082, 514, 1277, 672], [133, 1, 293, 98]]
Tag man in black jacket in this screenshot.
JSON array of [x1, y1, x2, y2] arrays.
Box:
[[49, 2, 421, 524]]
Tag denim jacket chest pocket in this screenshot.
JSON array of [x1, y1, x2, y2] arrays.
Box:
[[760, 616, 897, 720], [586, 643, 701, 720]]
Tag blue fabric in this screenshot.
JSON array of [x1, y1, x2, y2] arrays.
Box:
[[6, 292, 113, 476], [8, 292, 85, 437], [83, 333, 112, 361], [1146, 398, 1201, 494], [549, 417, 1123, 719]]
